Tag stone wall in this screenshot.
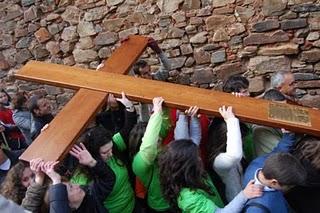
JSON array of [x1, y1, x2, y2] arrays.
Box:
[[1, 0, 320, 110]]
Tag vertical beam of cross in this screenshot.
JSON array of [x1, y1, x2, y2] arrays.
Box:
[[19, 36, 149, 162]]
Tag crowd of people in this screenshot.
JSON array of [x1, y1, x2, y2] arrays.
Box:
[[0, 38, 319, 213]]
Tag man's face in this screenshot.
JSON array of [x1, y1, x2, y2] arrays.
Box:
[[239, 88, 250, 97], [139, 65, 152, 79], [36, 98, 51, 116], [280, 74, 295, 96]]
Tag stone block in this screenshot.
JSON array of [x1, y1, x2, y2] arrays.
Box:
[[291, 3, 320, 12], [73, 49, 98, 63], [34, 28, 52, 43], [102, 18, 124, 32], [61, 6, 83, 25], [211, 49, 226, 64], [228, 23, 245, 36], [84, 6, 108, 21], [156, 0, 184, 13], [31, 45, 49, 59], [248, 76, 265, 94], [212, 0, 235, 8], [94, 32, 118, 46], [77, 21, 96, 37], [206, 15, 235, 31], [193, 48, 211, 64], [300, 48, 320, 63], [244, 30, 289, 46], [24, 6, 39, 22], [262, 0, 287, 16], [191, 68, 214, 84], [180, 44, 193, 55], [61, 26, 78, 41], [248, 56, 290, 74], [258, 43, 299, 56], [235, 6, 255, 22], [15, 49, 32, 64], [280, 19, 307, 30], [213, 62, 243, 80], [16, 37, 33, 49], [213, 28, 230, 42], [252, 20, 280, 32], [167, 57, 187, 69], [190, 32, 208, 44]]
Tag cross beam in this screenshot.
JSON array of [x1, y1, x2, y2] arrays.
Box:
[[18, 35, 149, 162], [16, 60, 320, 137]]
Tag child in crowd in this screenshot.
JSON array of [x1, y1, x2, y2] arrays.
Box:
[[0, 89, 27, 150], [243, 130, 306, 213]]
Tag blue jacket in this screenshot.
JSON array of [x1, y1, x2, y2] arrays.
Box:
[[243, 133, 296, 213]]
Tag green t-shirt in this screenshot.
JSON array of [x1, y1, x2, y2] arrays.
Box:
[[178, 179, 224, 213], [132, 112, 171, 211], [133, 154, 170, 211], [71, 133, 134, 213]]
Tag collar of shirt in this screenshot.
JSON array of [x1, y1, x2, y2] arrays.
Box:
[[254, 168, 275, 192]]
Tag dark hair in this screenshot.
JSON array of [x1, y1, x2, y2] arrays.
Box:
[[158, 139, 214, 211], [292, 136, 320, 171], [222, 75, 249, 93], [0, 162, 29, 204], [0, 89, 11, 104], [12, 91, 28, 110], [262, 153, 306, 186], [263, 89, 286, 102], [84, 126, 125, 167], [128, 122, 147, 161], [133, 60, 148, 76], [27, 95, 42, 114], [207, 118, 249, 164]]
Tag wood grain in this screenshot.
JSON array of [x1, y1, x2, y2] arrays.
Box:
[[19, 89, 107, 162], [19, 35, 149, 162], [16, 60, 320, 136], [98, 35, 149, 74]]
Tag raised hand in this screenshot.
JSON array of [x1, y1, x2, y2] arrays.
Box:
[[30, 158, 45, 185], [243, 180, 263, 199], [185, 106, 200, 118], [107, 94, 119, 109], [69, 143, 97, 168], [231, 92, 245, 97], [41, 161, 60, 185], [116, 92, 134, 111], [148, 37, 161, 54], [219, 106, 235, 120], [152, 97, 164, 114]]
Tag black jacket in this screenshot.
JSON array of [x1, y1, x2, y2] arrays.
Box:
[[49, 160, 115, 213]]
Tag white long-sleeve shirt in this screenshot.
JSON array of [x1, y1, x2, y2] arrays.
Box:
[[213, 117, 243, 202]]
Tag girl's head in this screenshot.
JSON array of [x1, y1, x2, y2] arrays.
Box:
[[158, 139, 212, 210], [0, 89, 11, 106], [84, 126, 114, 161], [207, 118, 248, 164], [0, 161, 34, 204], [128, 122, 147, 161], [12, 91, 29, 110]]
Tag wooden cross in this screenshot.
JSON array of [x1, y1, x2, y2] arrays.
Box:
[[15, 36, 320, 162]]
